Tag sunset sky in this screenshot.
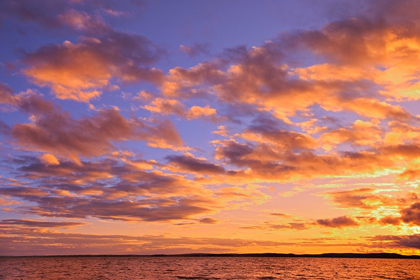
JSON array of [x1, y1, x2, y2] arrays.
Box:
[[1, 0, 420, 256]]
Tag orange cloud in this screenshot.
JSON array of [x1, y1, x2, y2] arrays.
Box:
[[187, 105, 215, 118], [319, 120, 383, 151], [322, 188, 419, 210], [142, 98, 186, 116], [155, 10, 420, 124], [142, 97, 222, 122], [39, 154, 60, 166], [4, 94, 183, 163], [22, 32, 163, 102]]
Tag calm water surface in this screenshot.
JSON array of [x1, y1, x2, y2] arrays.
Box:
[[1, 257, 419, 279]]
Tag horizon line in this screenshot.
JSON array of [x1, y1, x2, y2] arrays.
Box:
[[2, 252, 420, 259]]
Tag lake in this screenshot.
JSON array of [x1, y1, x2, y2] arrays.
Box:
[[1, 256, 419, 279]]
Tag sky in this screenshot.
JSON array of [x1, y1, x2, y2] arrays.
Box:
[[0, 0, 420, 256]]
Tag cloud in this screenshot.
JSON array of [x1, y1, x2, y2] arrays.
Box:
[[270, 213, 291, 218], [0, 156, 267, 223], [141, 98, 222, 122], [39, 153, 60, 166], [268, 222, 309, 231], [400, 202, 420, 226], [0, 219, 87, 228], [321, 192, 420, 228], [378, 216, 402, 226], [239, 116, 316, 151], [155, 5, 420, 124], [322, 188, 385, 209], [319, 120, 382, 151], [3, 94, 183, 162], [142, 98, 186, 116], [322, 188, 419, 210], [161, 62, 224, 98], [0, 186, 214, 222], [211, 132, 420, 185], [166, 154, 225, 175], [370, 234, 420, 250], [316, 200, 420, 229], [186, 105, 219, 121], [0, 224, 296, 256], [179, 43, 210, 57], [0, 82, 17, 106], [0, 0, 67, 28], [239, 220, 309, 231], [199, 218, 219, 224], [385, 121, 420, 148], [316, 216, 359, 228], [168, 45, 412, 122], [58, 9, 105, 31], [243, 214, 389, 232], [22, 30, 163, 102]]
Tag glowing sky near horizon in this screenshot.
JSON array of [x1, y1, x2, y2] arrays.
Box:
[[1, 0, 420, 256]]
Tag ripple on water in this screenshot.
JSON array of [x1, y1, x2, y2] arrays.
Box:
[[0, 257, 419, 280]]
